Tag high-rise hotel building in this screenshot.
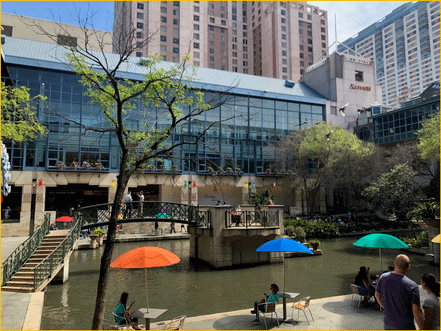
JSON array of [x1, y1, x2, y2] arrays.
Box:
[[338, 1, 440, 109], [113, 1, 328, 81]]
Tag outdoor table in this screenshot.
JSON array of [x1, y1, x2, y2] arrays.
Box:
[[131, 308, 167, 330], [278, 292, 300, 322]]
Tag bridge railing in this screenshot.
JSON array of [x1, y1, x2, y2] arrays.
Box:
[[1, 214, 51, 286], [225, 210, 279, 229], [79, 202, 205, 227], [33, 216, 82, 290]]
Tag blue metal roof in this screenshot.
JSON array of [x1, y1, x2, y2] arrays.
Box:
[[2, 37, 326, 105]]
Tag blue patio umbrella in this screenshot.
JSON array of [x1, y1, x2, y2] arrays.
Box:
[[256, 238, 313, 295], [353, 233, 408, 271]]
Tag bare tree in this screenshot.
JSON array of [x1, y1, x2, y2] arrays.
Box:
[[20, 11, 238, 329]]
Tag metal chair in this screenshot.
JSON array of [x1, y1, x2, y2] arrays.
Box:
[[292, 296, 314, 325], [350, 284, 375, 308], [163, 315, 186, 330], [257, 301, 279, 330], [111, 311, 142, 330]]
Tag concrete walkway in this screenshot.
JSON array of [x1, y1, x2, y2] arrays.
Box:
[[151, 291, 428, 330]]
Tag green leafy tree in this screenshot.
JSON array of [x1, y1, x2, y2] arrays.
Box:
[[362, 163, 416, 223], [277, 122, 375, 219], [1, 82, 48, 142], [249, 189, 275, 209], [23, 16, 231, 329], [416, 112, 440, 162]]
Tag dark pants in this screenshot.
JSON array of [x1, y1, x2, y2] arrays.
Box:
[[119, 316, 138, 325], [254, 301, 266, 321], [124, 204, 132, 218]]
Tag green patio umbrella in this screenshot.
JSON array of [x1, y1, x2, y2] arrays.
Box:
[[155, 212, 170, 218], [353, 233, 408, 271]]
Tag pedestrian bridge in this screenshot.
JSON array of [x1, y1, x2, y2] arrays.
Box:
[[77, 202, 210, 229]]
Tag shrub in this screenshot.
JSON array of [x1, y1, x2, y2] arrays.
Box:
[[293, 226, 306, 242], [283, 218, 340, 239], [400, 233, 429, 248]]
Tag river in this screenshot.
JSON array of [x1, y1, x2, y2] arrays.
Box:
[[41, 235, 439, 330]]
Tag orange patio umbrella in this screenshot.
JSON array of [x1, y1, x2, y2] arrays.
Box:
[[110, 246, 180, 312], [431, 234, 440, 243]]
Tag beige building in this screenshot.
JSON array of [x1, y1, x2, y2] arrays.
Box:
[[1, 13, 113, 52], [302, 52, 382, 129], [113, 1, 328, 81]]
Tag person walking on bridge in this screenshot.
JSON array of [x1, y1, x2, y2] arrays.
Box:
[[123, 192, 133, 219]]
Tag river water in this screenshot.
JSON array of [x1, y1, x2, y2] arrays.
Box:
[[41, 234, 439, 330]]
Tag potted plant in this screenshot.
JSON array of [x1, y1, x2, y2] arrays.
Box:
[[96, 161, 104, 170], [227, 167, 233, 174], [57, 161, 64, 169], [71, 161, 79, 170], [172, 164, 178, 172], [160, 164, 166, 172], [309, 239, 321, 250], [93, 227, 106, 245], [286, 170, 293, 175], [82, 161, 90, 169], [207, 166, 214, 173], [235, 167, 242, 174], [148, 164, 155, 171], [265, 168, 272, 175], [286, 225, 295, 237]]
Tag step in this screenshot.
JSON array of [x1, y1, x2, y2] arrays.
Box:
[[14, 271, 34, 277], [30, 254, 51, 259], [6, 280, 34, 287], [1, 286, 34, 293], [10, 275, 34, 282]]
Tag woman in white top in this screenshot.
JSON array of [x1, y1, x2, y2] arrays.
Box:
[[421, 273, 440, 330]]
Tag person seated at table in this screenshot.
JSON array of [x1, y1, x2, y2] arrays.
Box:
[[233, 205, 242, 226], [354, 266, 375, 306], [115, 292, 141, 330], [250, 283, 280, 325]]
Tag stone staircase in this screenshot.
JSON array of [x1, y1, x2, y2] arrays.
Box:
[[2, 230, 70, 293]]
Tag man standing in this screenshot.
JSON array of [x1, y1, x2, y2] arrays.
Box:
[[375, 254, 424, 330], [123, 191, 133, 219]]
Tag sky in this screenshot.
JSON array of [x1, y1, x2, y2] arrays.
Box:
[[2, 1, 411, 52]]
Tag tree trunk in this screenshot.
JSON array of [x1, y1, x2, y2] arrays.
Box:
[[91, 165, 131, 329]]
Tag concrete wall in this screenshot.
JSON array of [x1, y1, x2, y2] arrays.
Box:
[[2, 13, 112, 53]]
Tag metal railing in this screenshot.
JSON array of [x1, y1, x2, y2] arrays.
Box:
[[197, 210, 211, 228], [33, 217, 82, 290], [79, 202, 204, 227], [225, 210, 279, 229], [1, 214, 51, 286]]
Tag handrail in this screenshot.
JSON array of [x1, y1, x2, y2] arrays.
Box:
[[225, 210, 279, 229], [1, 214, 51, 286], [79, 202, 203, 227], [33, 216, 83, 290]]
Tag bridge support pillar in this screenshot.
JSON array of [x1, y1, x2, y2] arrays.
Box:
[[52, 256, 70, 284]]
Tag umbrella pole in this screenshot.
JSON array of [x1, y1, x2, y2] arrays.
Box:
[[145, 269, 149, 313], [379, 248, 382, 272]]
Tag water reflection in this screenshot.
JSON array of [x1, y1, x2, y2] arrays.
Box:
[[41, 236, 439, 330]]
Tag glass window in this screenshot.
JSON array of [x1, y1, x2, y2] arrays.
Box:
[[173, 47, 179, 54], [173, 9, 179, 15], [173, 19, 179, 25], [299, 12, 303, 18], [173, 38, 179, 44], [194, 24, 199, 30], [194, 6, 199, 12], [307, 14, 312, 20], [193, 33, 199, 40], [137, 22, 143, 29], [137, 3, 144, 9], [194, 43, 200, 49], [161, 7, 167, 13], [160, 45, 166, 52], [193, 15, 199, 21], [161, 16, 167, 23], [160, 35, 167, 42], [137, 12, 144, 19]]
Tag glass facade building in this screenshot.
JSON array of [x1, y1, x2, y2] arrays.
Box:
[[3, 37, 326, 176]]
